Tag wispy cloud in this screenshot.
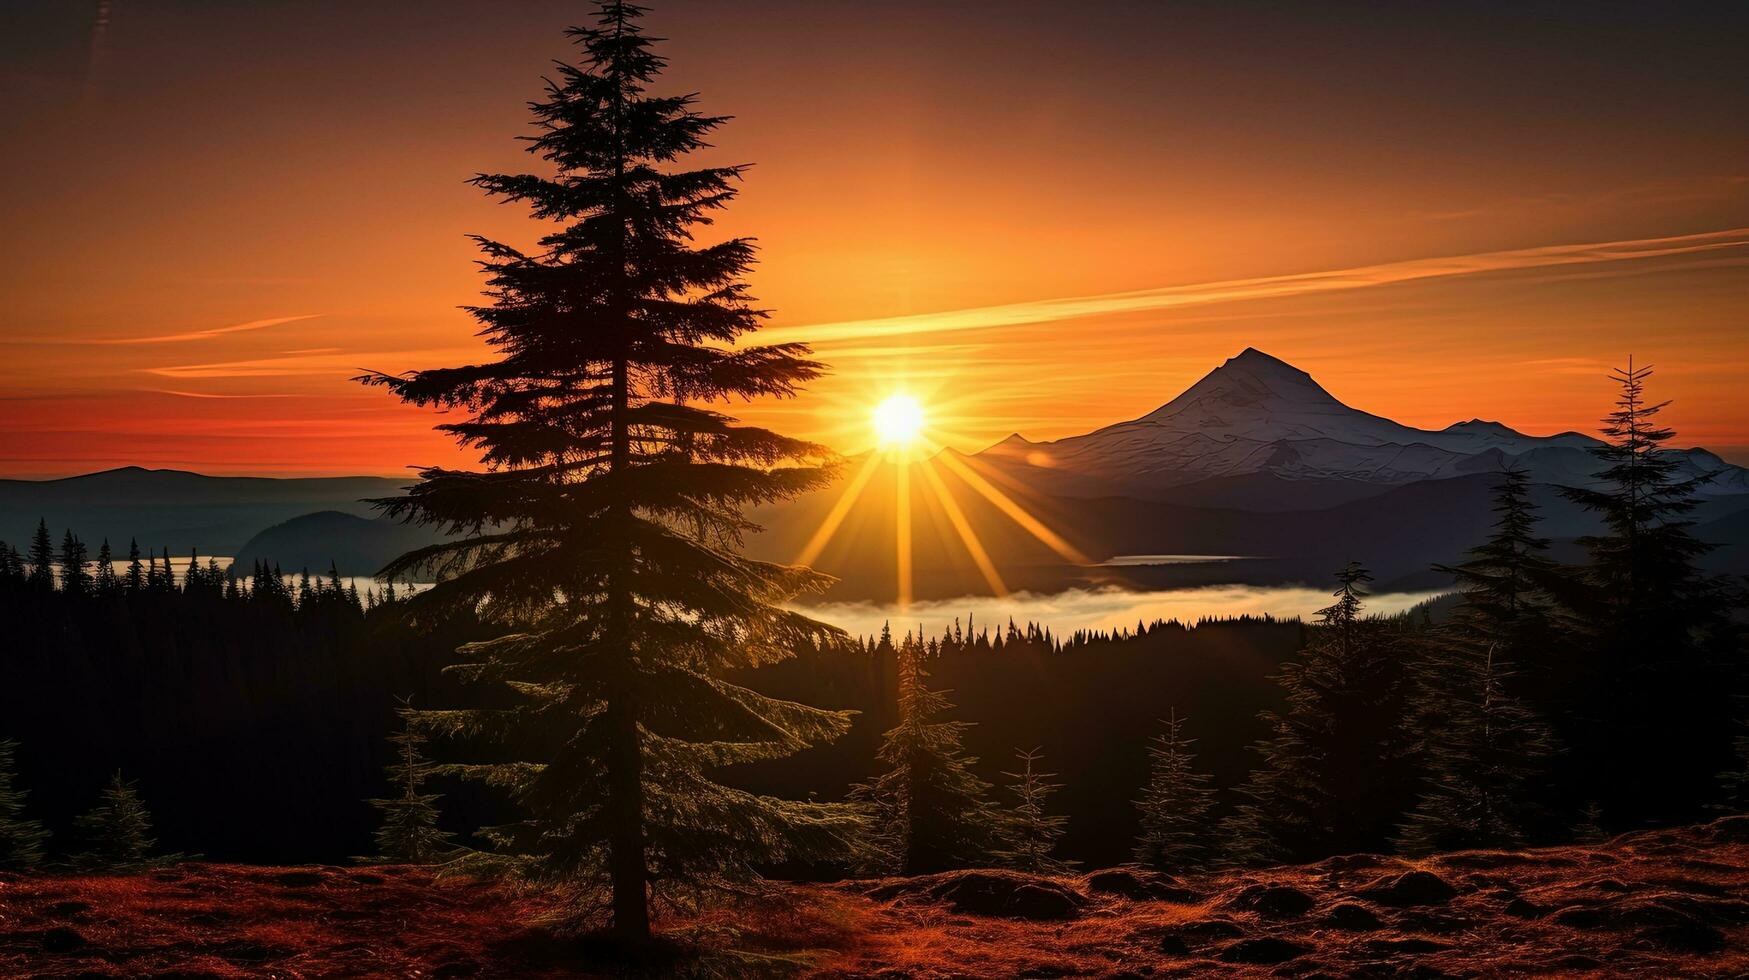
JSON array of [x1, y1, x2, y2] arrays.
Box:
[[4, 314, 324, 346], [146, 346, 483, 380], [149, 390, 296, 400], [92, 314, 322, 345], [762, 227, 1749, 346]]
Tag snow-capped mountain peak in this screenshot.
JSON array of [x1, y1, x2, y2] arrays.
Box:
[[1143, 347, 1341, 421], [972, 348, 1749, 500]]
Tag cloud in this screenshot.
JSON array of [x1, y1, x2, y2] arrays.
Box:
[[760, 227, 1749, 346], [90, 314, 322, 345], [792, 585, 1445, 639], [146, 346, 484, 380], [149, 390, 295, 400]]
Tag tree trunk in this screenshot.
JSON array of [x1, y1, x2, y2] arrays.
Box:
[[605, 347, 649, 942], [604, 11, 648, 939]]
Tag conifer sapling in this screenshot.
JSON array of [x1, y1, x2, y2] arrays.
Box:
[[367, 698, 457, 864], [74, 771, 171, 871], [0, 739, 50, 870], [996, 747, 1075, 875], [1133, 709, 1216, 873]]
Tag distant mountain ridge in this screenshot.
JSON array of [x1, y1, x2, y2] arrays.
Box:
[[7, 352, 1749, 601], [0, 466, 410, 555], [976, 348, 1749, 505]]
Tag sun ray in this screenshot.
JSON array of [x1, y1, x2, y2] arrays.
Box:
[[794, 451, 882, 566], [935, 451, 1090, 565], [918, 457, 1008, 596], [895, 459, 913, 612]]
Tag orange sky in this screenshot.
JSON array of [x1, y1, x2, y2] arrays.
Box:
[[2, 1, 1747, 477]]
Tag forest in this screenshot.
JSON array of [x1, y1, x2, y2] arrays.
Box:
[[3, 389, 1745, 879]]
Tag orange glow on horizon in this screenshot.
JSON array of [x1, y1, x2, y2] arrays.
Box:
[[3, 4, 1748, 477]]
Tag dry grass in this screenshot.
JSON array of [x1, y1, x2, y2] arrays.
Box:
[[4, 819, 1749, 977]]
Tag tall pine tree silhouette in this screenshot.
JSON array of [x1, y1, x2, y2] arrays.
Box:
[[1397, 643, 1555, 853], [124, 539, 144, 592], [93, 539, 118, 595], [59, 531, 90, 597], [1222, 563, 1418, 864], [851, 633, 1005, 874], [1132, 709, 1216, 872], [1400, 469, 1563, 851], [1558, 360, 1739, 829], [359, 1, 857, 939], [25, 520, 53, 589]]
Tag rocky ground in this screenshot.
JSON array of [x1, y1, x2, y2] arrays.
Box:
[[3, 819, 1748, 977]]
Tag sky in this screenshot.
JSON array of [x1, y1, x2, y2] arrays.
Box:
[[1, 0, 1746, 477]]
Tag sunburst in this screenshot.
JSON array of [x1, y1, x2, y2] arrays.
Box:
[[794, 382, 1088, 613]]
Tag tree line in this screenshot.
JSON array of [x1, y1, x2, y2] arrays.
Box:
[[0, 543, 489, 866]]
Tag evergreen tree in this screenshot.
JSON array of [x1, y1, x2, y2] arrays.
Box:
[[995, 747, 1074, 874], [1558, 360, 1740, 828], [1435, 468, 1569, 682], [58, 531, 91, 596], [357, 1, 858, 939], [185, 548, 209, 595], [366, 698, 457, 864], [1397, 643, 1556, 854], [1398, 469, 1566, 851], [124, 538, 144, 591], [0, 739, 50, 870], [850, 633, 1005, 874], [93, 539, 119, 594], [1222, 563, 1418, 864], [0, 543, 22, 584], [25, 520, 53, 589], [73, 771, 168, 871], [1132, 709, 1216, 872]]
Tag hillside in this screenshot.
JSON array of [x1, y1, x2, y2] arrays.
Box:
[[3, 818, 1746, 977], [229, 510, 447, 580]]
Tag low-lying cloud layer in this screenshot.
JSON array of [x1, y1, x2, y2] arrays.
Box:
[[794, 584, 1446, 641]]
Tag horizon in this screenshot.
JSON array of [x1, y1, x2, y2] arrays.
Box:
[[5, 342, 1747, 481], [3, 1, 1748, 477]]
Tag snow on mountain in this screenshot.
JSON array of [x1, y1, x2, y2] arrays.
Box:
[[977, 348, 1749, 498]]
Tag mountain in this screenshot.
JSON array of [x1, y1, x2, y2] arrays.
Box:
[[737, 349, 1749, 599], [0, 467, 410, 555], [229, 511, 447, 580], [976, 348, 1749, 507]]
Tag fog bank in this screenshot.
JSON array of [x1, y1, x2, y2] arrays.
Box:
[[793, 584, 1446, 640]]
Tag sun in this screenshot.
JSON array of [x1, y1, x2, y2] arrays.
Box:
[[872, 393, 927, 448]]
